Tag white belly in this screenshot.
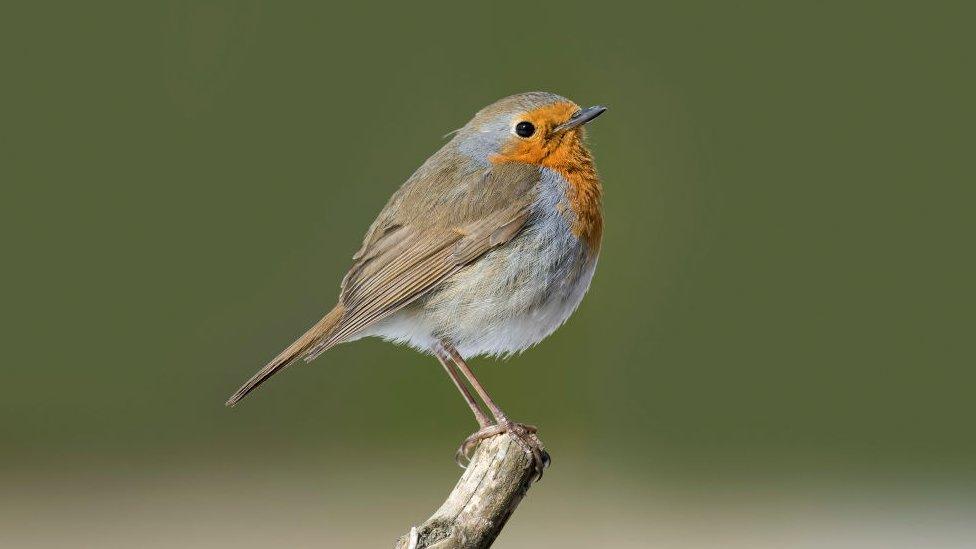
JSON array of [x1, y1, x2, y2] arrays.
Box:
[[363, 168, 599, 357]]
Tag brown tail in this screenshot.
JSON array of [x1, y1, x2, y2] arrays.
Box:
[[225, 304, 344, 407]]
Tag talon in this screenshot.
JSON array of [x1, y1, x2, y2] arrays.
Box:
[[502, 421, 548, 482], [453, 421, 548, 482], [454, 424, 505, 468]]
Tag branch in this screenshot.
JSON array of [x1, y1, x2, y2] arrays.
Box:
[[394, 433, 543, 549]]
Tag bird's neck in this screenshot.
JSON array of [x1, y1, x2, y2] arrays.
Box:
[[543, 141, 603, 251], [489, 133, 604, 251]]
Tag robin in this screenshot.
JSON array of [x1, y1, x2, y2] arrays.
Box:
[[227, 92, 606, 479]]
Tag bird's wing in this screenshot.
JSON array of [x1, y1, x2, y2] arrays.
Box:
[[226, 159, 539, 406], [302, 161, 540, 360]]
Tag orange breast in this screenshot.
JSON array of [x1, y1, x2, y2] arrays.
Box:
[[490, 101, 603, 250], [544, 137, 603, 251]]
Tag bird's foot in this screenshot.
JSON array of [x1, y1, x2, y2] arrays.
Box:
[[455, 420, 550, 481]]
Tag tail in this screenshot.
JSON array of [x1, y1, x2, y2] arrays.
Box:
[[225, 304, 344, 407]]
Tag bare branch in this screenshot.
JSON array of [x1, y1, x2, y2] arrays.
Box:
[[395, 433, 542, 548]]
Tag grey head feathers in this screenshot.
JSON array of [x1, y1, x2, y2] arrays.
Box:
[[455, 91, 576, 167]]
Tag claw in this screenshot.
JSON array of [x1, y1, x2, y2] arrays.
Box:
[[505, 424, 548, 481], [454, 424, 505, 468], [453, 421, 549, 481]]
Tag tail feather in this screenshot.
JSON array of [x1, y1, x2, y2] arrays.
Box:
[[226, 305, 344, 406]]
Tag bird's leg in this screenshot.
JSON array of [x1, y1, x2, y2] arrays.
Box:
[[441, 341, 550, 480], [433, 344, 492, 430]]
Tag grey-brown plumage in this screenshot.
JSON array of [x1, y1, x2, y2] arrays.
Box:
[[226, 153, 540, 406]]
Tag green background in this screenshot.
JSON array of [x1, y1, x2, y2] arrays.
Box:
[[3, 2, 973, 546]]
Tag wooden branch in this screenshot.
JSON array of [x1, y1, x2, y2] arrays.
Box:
[[394, 433, 543, 549]]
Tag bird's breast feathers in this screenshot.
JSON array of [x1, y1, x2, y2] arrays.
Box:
[[488, 126, 603, 251], [364, 166, 600, 357]]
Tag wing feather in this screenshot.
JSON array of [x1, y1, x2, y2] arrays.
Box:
[[302, 163, 540, 361]]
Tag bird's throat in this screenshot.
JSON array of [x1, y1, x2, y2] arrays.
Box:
[[545, 138, 603, 251], [492, 132, 603, 250]]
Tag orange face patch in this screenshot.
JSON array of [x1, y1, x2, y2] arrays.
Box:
[[489, 102, 580, 166], [490, 102, 604, 250]]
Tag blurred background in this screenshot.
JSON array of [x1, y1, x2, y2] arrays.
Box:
[[2, 2, 974, 547]]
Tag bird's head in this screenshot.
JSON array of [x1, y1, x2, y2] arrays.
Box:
[[456, 92, 606, 169]]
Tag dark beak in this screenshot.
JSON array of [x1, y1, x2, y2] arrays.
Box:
[[553, 105, 607, 133]]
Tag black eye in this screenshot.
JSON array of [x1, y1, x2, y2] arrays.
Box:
[[515, 121, 535, 138]]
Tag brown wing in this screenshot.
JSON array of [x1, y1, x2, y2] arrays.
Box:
[[301, 160, 540, 361], [226, 156, 539, 406]]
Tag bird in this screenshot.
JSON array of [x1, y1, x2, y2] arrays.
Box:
[[227, 92, 606, 479]]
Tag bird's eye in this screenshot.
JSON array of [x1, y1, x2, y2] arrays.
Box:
[[515, 121, 535, 138]]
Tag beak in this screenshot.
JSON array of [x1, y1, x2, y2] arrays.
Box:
[[553, 105, 607, 133]]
